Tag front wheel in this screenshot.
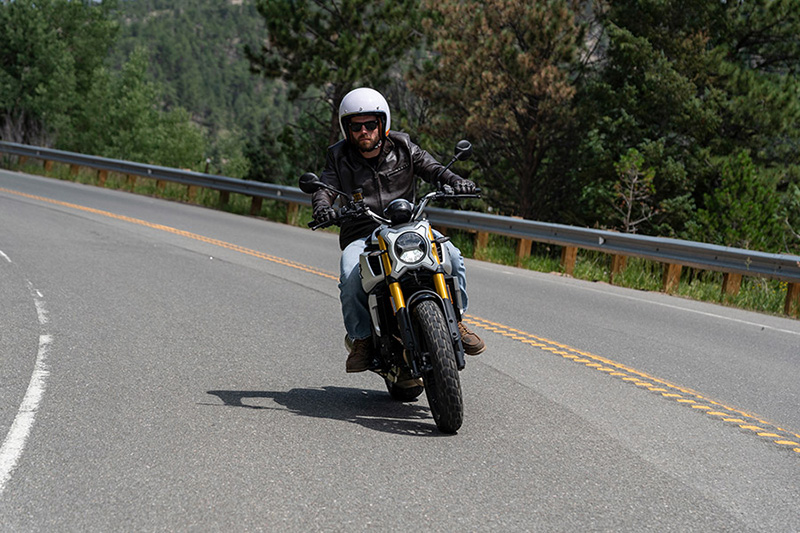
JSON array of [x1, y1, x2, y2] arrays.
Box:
[[413, 300, 463, 433]]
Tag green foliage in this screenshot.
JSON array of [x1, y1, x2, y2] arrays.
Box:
[[244, 0, 423, 181], [689, 151, 784, 251], [107, 0, 291, 175], [247, 0, 422, 146], [612, 148, 657, 233], [0, 1, 205, 169], [570, 0, 800, 253], [109, 0, 279, 134], [410, 0, 588, 220], [0, 0, 118, 144], [64, 48, 206, 168]]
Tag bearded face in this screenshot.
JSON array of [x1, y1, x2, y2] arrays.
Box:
[[348, 115, 382, 153]]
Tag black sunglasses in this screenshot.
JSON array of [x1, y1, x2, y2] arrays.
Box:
[[348, 120, 379, 132]]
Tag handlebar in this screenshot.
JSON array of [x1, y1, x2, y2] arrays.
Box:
[[308, 189, 481, 231]]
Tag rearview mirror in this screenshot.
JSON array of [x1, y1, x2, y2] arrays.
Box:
[[299, 172, 322, 194], [455, 140, 472, 161]]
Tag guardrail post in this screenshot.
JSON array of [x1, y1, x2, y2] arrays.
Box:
[[69, 164, 80, 176], [785, 282, 800, 317], [662, 263, 682, 293], [515, 237, 532, 267], [126, 175, 137, 190], [286, 202, 299, 225], [18, 155, 28, 166], [250, 196, 263, 216], [511, 216, 531, 267], [475, 231, 489, 260], [561, 246, 577, 276], [722, 272, 742, 296], [218, 190, 230, 209], [97, 170, 108, 186], [43, 159, 53, 172], [610, 255, 627, 284], [157, 180, 166, 192], [187, 185, 198, 202]]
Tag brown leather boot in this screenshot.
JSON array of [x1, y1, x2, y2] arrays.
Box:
[[346, 338, 372, 373], [458, 321, 486, 355]]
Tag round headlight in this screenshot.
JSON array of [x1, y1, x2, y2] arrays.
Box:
[[394, 232, 427, 264]]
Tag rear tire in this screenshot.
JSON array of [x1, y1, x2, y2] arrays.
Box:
[[413, 300, 463, 433]]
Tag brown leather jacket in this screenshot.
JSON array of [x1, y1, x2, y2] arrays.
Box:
[[312, 131, 463, 249]]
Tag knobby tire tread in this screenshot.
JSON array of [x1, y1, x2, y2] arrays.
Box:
[[414, 300, 463, 433]]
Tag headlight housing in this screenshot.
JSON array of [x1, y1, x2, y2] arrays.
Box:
[[394, 231, 427, 265]]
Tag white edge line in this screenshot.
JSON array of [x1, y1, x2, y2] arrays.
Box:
[[34, 300, 48, 325], [0, 250, 11, 263], [0, 334, 52, 494]]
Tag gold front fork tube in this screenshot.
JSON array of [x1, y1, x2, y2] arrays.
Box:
[[433, 273, 450, 301]]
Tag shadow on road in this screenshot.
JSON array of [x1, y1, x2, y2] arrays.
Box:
[[206, 386, 450, 437]]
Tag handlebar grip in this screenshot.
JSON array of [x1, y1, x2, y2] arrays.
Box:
[[310, 220, 334, 230], [309, 213, 341, 230]]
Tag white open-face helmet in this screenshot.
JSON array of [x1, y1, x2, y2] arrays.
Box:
[[338, 87, 391, 140]]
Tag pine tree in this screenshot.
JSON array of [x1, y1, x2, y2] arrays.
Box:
[[408, 0, 588, 219], [576, 0, 800, 251]]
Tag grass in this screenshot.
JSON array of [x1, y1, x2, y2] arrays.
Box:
[[444, 228, 795, 318], [6, 157, 798, 319]]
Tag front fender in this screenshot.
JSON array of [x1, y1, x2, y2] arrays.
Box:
[[406, 290, 465, 370]]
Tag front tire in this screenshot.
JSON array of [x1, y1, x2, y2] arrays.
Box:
[[413, 300, 463, 433]]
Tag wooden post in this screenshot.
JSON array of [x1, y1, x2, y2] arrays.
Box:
[[187, 185, 198, 202], [285, 202, 299, 225], [43, 159, 53, 172], [662, 263, 682, 293], [515, 237, 532, 268], [250, 196, 264, 216], [18, 155, 28, 166], [610, 255, 628, 284], [721, 272, 742, 296], [157, 180, 166, 193], [475, 231, 490, 260], [218, 190, 230, 209], [785, 282, 800, 317], [97, 170, 108, 187], [561, 246, 577, 276], [510, 217, 531, 267], [69, 164, 80, 176], [126, 175, 137, 190]]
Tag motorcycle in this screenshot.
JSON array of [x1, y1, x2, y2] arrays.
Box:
[[299, 141, 478, 433]]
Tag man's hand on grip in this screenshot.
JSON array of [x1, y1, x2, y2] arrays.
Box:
[[453, 179, 477, 194], [313, 205, 337, 225]]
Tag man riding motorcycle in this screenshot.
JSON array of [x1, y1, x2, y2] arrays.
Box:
[[312, 87, 486, 373]]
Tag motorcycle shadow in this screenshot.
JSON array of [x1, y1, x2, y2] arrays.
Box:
[[206, 386, 448, 437]]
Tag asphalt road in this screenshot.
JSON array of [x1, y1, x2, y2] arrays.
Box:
[[1, 169, 799, 531]]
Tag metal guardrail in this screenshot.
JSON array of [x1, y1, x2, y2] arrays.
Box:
[[0, 141, 309, 205], [426, 208, 800, 282], [2, 141, 799, 314]]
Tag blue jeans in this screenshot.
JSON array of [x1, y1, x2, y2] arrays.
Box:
[[340, 231, 469, 341]]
